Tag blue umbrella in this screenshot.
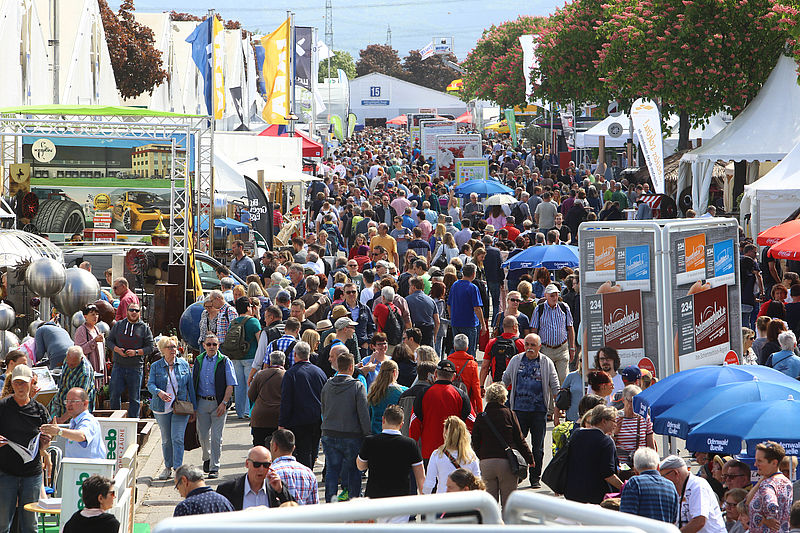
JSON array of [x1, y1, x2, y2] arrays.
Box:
[[502, 245, 580, 270], [652, 380, 800, 439], [453, 179, 514, 198], [687, 396, 800, 455], [632, 365, 799, 418]]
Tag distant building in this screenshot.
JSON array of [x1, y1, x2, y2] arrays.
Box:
[[130, 144, 185, 178]]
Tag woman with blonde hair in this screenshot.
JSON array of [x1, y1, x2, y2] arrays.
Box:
[[423, 416, 481, 493], [517, 280, 536, 320], [367, 360, 407, 434], [301, 329, 321, 361]]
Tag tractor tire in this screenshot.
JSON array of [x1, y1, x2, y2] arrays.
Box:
[[32, 199, 86, 235]]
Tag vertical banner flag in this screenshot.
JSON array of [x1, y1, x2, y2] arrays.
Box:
[[260, 18, 291, 125], [212, 17, 225, 119], [186, 18, 213, 117], [504, 109, 518, 148], [630, 98, 665, 194], [294, 26, 313, 90], [420, 42, 435, 60], [518, 35, 537, 103], [330, 115, 344, 141], [347, 113, 357, 139]]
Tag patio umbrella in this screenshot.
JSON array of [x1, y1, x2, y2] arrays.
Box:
[[483, 194, 517, 207], [387, 115, 407, 126], [632, 364, 798, 418], [501, 245, 580, 270], [652, 380, 800, 439], [455, 111, 472, 123], [687, 396, 800, 455], [768, 233, 800, 260], [757, 219, 800, 246], [453, 179, 514, 198]]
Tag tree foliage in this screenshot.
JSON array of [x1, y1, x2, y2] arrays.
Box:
[[355, 44, 403, 77], [99, 0, 167, 99], [401, 51, 459, 92], [318, 50, 356, 81], [533, 0, 611, 106], [461, 16, 546, 107], [168, 11, 242, 30]]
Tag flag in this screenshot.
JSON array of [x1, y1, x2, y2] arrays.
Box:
[[260, 18, 291, 125], [186, 18, 213, 116], [295, 26, 313, 90], [631, 98, 665, 194], [317, 40, 333, 61], [446, 79, 463, 92], [347, 113, 357, 139], [212, 17, 225, 119], [504, 109, 518, 148], [331, 115, 344, 141], [420, 42, 435, 60]]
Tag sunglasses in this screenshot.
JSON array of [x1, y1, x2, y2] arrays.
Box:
[[205, 342, 218, 347], [128, 308, 140, 312], [509, 298, 521, 303], [249, 460, 271, 469], [345, 290, 357, 294]]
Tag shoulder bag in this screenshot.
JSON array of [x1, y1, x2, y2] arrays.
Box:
[[481, 412, 528, 481], [168, 363, 195, 416]]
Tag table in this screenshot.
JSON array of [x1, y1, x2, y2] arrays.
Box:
[[23, 502, 60, 533]]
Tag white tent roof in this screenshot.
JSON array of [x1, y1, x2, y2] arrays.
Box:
[[577, 112, 728, 149], [681, 54, 800, 163]]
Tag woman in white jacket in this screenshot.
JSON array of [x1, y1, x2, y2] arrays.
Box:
[[423, 416, 481, 493]]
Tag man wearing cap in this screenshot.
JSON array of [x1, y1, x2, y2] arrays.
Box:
[[317, 318, 361, 377], [41, 387, 106, 459], [409, 359, 476, 462], [0, 364, 52, 533], [660, 455, 727, 533], [530, 284, 575, 388], [612, 366, 642, 409]]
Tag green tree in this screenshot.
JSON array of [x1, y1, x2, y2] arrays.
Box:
[[318, 50, 356, 81], [99, 0, 167, 99], [461, 15, 546, 107], [596, 0, 787, 149], [355, 44, 403, 77], [401, 51, 459, 91]]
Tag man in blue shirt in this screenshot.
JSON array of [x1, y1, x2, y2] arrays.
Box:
[[174, 464, 234, 516], [447, 263, 486, 356], [230, 240, 256, 280], [41, 387, 106, 459], [620, 448, 680, 523], [766, 330, 800, 378], [405, 277, 439, 346]]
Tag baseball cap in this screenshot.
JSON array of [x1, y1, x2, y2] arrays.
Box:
[[437, 360, 456, 373], [544, 284, 560, 295], [659, 455, 686, 471], [620, 365, 642, 383], [335, 317, 358, 330], [331, 305, 349, 321], [11, 364, 32, 383]]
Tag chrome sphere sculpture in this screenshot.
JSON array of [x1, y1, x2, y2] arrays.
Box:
[[53, 268, 100, 317], [25, 258, 67, 297]]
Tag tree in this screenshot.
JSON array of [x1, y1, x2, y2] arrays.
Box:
[[461, 16, 546, 107], [318, 50, 356, 81], [169, 11, 242, 30], [596, 0, 787, 149], [355, 44, 403, 77], [99, 0, 167, 99], [533, 0, 611, 106], [401, 51, 460, 92]]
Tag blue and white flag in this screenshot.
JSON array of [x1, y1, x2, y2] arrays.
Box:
[[186, 18, 213, 116]]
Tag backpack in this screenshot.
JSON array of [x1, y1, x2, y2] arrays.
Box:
[[452, 358, 471, 394], [510, 201, 526, 223], [534, 301, 569, 323], [219, 317, 250, 360], [489, 335, 518, 382], [383, 303, 404, 345], [397, 272, 412, 297]]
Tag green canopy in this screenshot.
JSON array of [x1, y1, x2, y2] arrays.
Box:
[[0, 105, 206, 118]]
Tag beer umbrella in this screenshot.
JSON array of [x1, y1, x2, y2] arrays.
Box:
[[757, 219, 800, 246]]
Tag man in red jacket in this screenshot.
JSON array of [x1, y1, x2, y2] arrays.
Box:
[[447, 334, 483, 414], [480, 316, 526, 392], [409, 360, 475, 461]]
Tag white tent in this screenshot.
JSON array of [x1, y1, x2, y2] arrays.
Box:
[[0, 0, 53, 106], [679, 54, 800, 212], [740, 141, 800, 240], [576, 112, 727, 151]]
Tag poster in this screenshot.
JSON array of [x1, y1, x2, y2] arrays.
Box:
[[706, 238, 735, 286], [585, 236, 617, 283], [409, 113, 436, 146], [675, 233, 706, 285], [585, 289, 645, 367], [419, 120, 457, 161], [615, 244, 651, 291], [676, 284, 730, 369], [455, 158, 489, 185], [435, 134, 482, 180]]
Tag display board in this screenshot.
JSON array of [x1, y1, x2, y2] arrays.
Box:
[[60, 458, 116, 533], [454, 158, 489, 185], [419, 120, 457, 163], [436, 134, 482, 181]]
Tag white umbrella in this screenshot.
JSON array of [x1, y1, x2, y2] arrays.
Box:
[[483, 194, 517, 207]]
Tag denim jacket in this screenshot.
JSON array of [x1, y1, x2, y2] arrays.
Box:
[[147, 357, 196, 413]]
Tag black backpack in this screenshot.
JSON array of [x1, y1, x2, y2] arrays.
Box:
[[510, 201, 526, 223], [489, 335, 518, 382], [383, 304, 404, 345], [219, 317, 250, 360], [398, 272, 412, 297]]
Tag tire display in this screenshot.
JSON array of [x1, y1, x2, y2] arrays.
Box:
[[31, 199, 86, 235]]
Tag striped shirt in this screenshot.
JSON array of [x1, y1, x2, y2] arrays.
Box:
[[215, 304, 238, 343], [615, 413, 653, 453], [271, 455, 319, 505], [49, 357, 96, 418], [530, 302, 573, 346]]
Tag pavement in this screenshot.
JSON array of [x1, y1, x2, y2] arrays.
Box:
[[133, 406, 557, 528]]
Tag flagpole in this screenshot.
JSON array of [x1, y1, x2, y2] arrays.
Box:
[[208, 9, 216, 256], [311, 27, 317, 142], [288, 10, 295, 138]]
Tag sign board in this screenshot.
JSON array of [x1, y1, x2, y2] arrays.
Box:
[[419, 120, 457, 163], [585, 289, 645, 366], [608, 100, 622, 117], [32, 138, 56, 162], [608, 122, 623, 138], [93, 211, 112, 229], [361, 83, 390, 107], [409, 113, 436, 146], [435, 134, 482, 180], [676, 284, 731, 370], [60, 458, 115, 533], [455, 158, 489, 185], [97, 418, 139, 473], [433, 37, 452, 54], [9, 163, 31, 195]]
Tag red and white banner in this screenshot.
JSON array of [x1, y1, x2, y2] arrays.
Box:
[[631, 98, 665, 194]]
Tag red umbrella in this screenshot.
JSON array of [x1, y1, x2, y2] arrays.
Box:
[[769, 233, 800, 260], [455, 111, 472, 123], [387, 114, 407, 125], [757, 219, 800, 246]]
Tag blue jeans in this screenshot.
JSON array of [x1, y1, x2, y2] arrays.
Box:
[[515, 410, 547, 483], [487, 280, 502, 324], [153, 412, 190, 469], [110, 365, 143, 418], [0, 471, 41, 533], [321, 436, 363, 502], [452, 326, 478, 356], [231, 359, 253, 418]]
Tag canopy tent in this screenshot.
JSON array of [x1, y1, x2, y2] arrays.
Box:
[[387, 115, 407, 126], [575, 113, 727, 151], [214, 151, 320, 199], [258, 125, 323, 158], [741, 140, 800, 239], [455, 111, 472, 124], [679, 54, 800, 214]]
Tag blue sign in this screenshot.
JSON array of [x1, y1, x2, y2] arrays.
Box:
[[625, 245, 650, 282], [369, 86, 381, 97], [713, 239, 735, 278], [361, 100, 390, 106]]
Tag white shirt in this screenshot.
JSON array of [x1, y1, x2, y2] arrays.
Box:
[[422, 449, 481, 494], [242, 477, 269, 509], [360, 286, 375, 306], [680, 474, 727, 533]]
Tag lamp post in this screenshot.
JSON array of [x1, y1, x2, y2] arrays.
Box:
[[285, 113, 299, 137]]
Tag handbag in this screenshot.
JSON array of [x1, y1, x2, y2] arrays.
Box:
[[555, 387, 571, 411], [184, 419, 200, 451], [168, 364, 195, 416], [481, 412, 528, 481], [433, 244, 448, 268], [542, 426, 576, 494]]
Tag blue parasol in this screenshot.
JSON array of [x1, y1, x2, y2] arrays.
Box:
[[453, 179, 514, 198], [502, 245, 580, 270]]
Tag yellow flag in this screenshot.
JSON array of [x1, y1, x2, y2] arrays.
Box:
[[260, 19, 290, 125], [212, 17, 226, 120]]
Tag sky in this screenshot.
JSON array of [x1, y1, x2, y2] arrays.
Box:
[[110, 0, 563, 61]]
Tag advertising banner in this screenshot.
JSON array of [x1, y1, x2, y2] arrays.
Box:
[[294, 26, 313, 90], [409, 113, 436, 146], [518, 34, 538, 102], [420, 120, 457, 161], [435, 134, 482, 180], [455, 158, 489, 185], [615, 244, 651, 292], [585, 289, 645, 367], [60, 458, 116, 533], [676, 284, 730, 369], [675, 233, 706, 285], [585, 235, 617, 283], [630, 98, 665, 194]]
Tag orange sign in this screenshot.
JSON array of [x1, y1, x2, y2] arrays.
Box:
[[685, 233, 706, 274], [595, 236, 617, 272]]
